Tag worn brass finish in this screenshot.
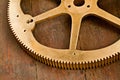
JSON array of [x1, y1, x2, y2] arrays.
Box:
[[8, 0, 120, 69]]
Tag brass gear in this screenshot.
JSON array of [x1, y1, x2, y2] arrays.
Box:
[[8, 0, 120, 70]]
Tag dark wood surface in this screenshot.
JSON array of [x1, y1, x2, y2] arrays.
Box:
[[0, 0, 120, 80]]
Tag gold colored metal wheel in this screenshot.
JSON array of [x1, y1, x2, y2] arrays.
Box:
[[8, 0, 120, 69]]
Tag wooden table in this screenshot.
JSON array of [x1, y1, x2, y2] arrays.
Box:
[[0, 0, 120, 80]]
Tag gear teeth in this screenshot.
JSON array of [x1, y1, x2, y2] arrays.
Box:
[[64, 62, 67, 69], [75, 63, 79, 70], [116, 52, 120, 60], [58, 61, 62, 69]]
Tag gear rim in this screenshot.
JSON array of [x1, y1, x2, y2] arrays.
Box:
[[8, 0, 120, 70]]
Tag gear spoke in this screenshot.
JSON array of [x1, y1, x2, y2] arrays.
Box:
[[93, 7, 120, 29], [33, 6, 65, 23], [69, 15, 82, 50]]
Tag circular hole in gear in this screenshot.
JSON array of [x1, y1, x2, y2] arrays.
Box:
[[87, 5, 90, 8], [17, 15, 19, 17], [68, 5, 71, 8], [74, 0, 85, 7]]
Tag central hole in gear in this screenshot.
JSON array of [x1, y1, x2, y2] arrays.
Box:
[[74, 0, 85, 6]]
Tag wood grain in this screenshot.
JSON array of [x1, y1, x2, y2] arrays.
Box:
[[0, 0, 120, 80]]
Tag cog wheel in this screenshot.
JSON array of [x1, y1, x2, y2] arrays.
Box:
[[8, 0, 120, 70]]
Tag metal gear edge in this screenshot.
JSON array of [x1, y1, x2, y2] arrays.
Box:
[[7, 0, 120, 70]]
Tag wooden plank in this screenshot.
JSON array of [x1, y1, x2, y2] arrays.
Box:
[[0, 0, 120, 80]]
